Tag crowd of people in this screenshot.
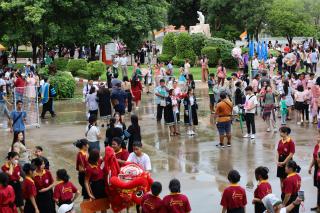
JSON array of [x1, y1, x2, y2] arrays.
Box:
[[0, 38, 320, 213]]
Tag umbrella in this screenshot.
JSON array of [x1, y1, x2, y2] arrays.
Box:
[[249, 40, 254, 58], [0, 44, 6, 51]]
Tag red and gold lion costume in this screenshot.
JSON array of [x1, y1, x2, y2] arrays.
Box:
[[104, 147, 153, 212]]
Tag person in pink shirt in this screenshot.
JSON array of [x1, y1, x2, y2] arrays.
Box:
[[307, 73, 316, 88], [311, 77, 320, 123], [251, 74, 260, 94], [217, 61, 227, 86]]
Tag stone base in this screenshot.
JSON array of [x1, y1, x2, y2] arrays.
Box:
[[189, 24, 211, 37]]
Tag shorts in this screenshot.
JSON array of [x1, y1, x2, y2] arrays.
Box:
[[295, 101, 304, 111], [209, 94, 215, 105], [216, 121, 231, 135], [114, 105, 125, 115]]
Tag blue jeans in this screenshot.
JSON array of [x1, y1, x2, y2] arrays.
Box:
[[281, 111, 287, 125], [88, 141, 100, 152], [251, 69, 258, 78]]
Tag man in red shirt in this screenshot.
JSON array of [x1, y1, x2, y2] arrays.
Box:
[[220, 170, 247, 213], [163, 179, 192, 213], [14, 72, 25, 101], [141, 181, 165, 213]]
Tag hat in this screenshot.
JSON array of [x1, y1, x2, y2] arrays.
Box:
[[262, 194, 282, 213], [58, 203, 74, 213]]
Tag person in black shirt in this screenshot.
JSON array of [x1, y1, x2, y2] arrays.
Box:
[[276, 52, 283, 73]]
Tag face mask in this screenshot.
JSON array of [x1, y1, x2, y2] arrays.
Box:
[[12, 159, 18, 165]]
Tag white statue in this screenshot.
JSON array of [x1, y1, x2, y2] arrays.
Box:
[[197, 11, 205, 25]]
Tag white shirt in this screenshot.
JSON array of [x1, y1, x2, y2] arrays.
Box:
[[82, 84, 98, 96], [85, 125, 100, 142], [127, 152, 152, 171], [119, 56, 128, 66], [113, 57, 119, 68], [244, 94, 258, 113], [86, 93, 99, 111], [252, 59, 259, 69], [184, 63, 190, 75]]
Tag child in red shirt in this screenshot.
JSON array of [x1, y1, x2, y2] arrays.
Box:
[[33, 157, 55, 213], [53, 169, 80, 207], [220, 170, 247, 213], [282, 160, 301, 213], [252, 167, 272, 213], [163, 179, 192, 213], [22, 163, 39, 213], [111, 137, 129, 167], [1, 152, 23, 212], [0, 172, 17, 213], [74, 139, 89, 199], [141, 181, 165, 213]]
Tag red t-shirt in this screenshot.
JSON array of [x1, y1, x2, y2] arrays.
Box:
[[141, 193, 165, 213], [1, 163, 21, 182], [254, 181, 272, 200], [115, 149, 129, 166], [313, 144, 320, 161], [220, 185, 247, 209], [85, 164, 104, 181], [76, 150, 88, 171], [33, 169, 54, 190], [53, 181, 78, 203], [0, 185, 17, 213], [163, 193, 192, 213], [22, 177, 37, 199], [277, 138, 295, 156], [282, 173, 301, 194]]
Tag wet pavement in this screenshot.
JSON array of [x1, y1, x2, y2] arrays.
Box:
[[0, 84, 318, 212]]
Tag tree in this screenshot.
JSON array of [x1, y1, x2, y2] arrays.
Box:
[[267, 0, 316, 47], [168, 0, 200, 28]]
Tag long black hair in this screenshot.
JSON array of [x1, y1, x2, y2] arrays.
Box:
[[283, 80, 289, 96], [130, 114, 141, 137]]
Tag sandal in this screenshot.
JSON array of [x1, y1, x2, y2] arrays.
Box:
[[174, 132, 180, 135]]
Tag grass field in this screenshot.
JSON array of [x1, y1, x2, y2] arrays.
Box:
[[100, 65, 235, 81]]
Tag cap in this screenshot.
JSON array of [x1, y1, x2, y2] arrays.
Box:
[[58, 203, 74, 213], [262, 194, 282, 213]]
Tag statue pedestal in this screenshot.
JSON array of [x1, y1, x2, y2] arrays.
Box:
[[189, 24, 211, 37]]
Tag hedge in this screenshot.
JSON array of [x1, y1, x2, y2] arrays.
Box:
[[201, 47, 219, 67], [158, 54, 172, 63], [53, 58, 69, 70], [49, 71, 76, 99], [67, 59, 88, 75], [172, 56, 185, 67], [77, 69, 90, 79], [17, 51, 32, 58], [162, 33, 176, 58], [221, 51, 238, 69], [204, 37, 234, 50], [191, 33, 206, 57], [87, 61, 106, 80], [175, 33, 195, 60]]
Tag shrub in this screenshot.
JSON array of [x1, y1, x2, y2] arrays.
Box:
[[158, 54, 172, 63], [38, 66, 49, 78], [53, 58, 69, 70], [241, 47, 249, 54], [67, 59, 88, 75], [175, 33, 195, 60], [49, 71, 76, 99], [17, 51, 32, 58], [87, 61, 106, 80], [77, 69, 90, 79], [191, 33, 206, 57], [172, 56, 185, 67], [201, 47, 219, 67], [269, 49, 279, 57], [204, 37, 234, 50], [221, 51, 238, 69], [162, 33, 176, 58], [13, 63, 25, 70]]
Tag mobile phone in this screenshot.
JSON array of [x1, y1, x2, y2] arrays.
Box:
[[298, 190, 305, 201]]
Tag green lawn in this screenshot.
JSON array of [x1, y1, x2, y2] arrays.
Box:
[[100, 65, 235, 81]]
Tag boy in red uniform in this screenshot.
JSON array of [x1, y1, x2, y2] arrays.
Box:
[[111, 137, 129, 167], [163, 178, 192, 213], [74, 139, 89, 199], [220, 170, 247, 213], [277, 127, 295, 186], [282, 160, 301, 213], [141, 181, 165, 213], [253, 166, 272, 213], [0, 172, 17, 213], [22, 163, 39, 213], [53, 169, 80, 207]]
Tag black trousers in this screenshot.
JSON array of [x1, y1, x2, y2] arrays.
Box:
[[126, 91, 132, 112], [302, 103, 309, 121], [157, 104, 165, 121], [41, 98, 54, 118], [245, 113, 256, 134]]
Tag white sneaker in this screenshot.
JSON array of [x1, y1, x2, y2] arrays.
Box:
[[187, 130, 191, 135], [250, 134, 255, 139], [191, 130, 195, 135], [243, 134, 250, 138], [297, 122, 301, 125], [273, 128, 278, 133], [266, 128, 271, 132]]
